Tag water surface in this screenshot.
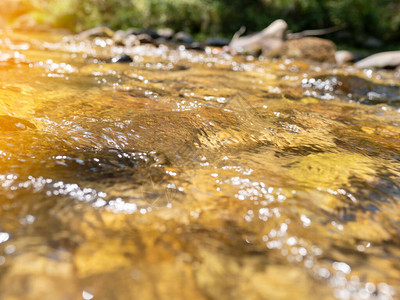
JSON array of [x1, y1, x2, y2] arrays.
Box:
[[0, 29, 400, 300]]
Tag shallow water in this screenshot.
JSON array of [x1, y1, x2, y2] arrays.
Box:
[[0, 29, 400, 300]]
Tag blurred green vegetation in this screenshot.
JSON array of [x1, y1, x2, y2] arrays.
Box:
[[2, 0, 400, 47]]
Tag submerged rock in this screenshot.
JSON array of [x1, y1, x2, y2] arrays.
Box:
[[0, 115, 36, 131], [289, 152, 375, 189], [302, 74, 400, 106]]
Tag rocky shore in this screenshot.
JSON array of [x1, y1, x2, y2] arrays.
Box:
[[66, 20, 400, 72]]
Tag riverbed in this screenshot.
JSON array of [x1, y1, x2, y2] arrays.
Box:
[[0, 29, 399, 300]]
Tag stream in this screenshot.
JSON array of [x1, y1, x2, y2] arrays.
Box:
[[0, 29, 400, 300]]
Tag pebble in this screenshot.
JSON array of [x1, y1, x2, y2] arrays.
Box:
[[205, 37, 229, 47], [174, 32, 194, 44], [157, 28, 175, 40], [111, 54, 133, 63]]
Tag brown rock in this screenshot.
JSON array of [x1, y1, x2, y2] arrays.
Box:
[[281, 37, 336, 63]]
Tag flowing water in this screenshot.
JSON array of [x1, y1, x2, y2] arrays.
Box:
[[0, 29, 400, 300]]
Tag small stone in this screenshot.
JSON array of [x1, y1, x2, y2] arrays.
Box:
[[155, 37, 172, 45], [76, 26, 114, 40], [137, 33, 153, 44], [186, 42, 204, 51], [141, 28, 160, 39], [174, 32, 194, 44], [157, 28, 174, 40], [111, 54, 133, 63], [205, 37, 229, 47], [230, 19, 287, 54], [123, 35, 140, 47], [113, 30, 127, 45], [335, 50, 355, 65], [125, 28, 142, 36]]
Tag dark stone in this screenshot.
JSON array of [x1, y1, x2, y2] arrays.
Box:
[[126, 28, 159, 39], [205, 37, 229, 47], [186, 42, 205, 51], [142, 28, 160, 39], [124, 28, 159, 39], [174, 32, 194, 44], [111, 54, 133, 63], [154, 37, 172, 45]]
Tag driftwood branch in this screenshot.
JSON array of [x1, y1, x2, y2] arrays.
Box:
[[232, 26, 246, 42], [287, 24, 346, 40], [229, 20, 346, 56]]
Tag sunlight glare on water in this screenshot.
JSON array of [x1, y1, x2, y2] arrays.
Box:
[[0, 30, 399, 300]]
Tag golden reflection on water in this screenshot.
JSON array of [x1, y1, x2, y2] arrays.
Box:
[[0, 29, 400, 300]]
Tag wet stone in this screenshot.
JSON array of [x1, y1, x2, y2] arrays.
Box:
[[186, 42, 205, 51], [110, 54, 133, 63], [174, 31, 194, 44], [136, 33, 154, 44], [140, 28, 161, 40], [205, 38, 230, 47]]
